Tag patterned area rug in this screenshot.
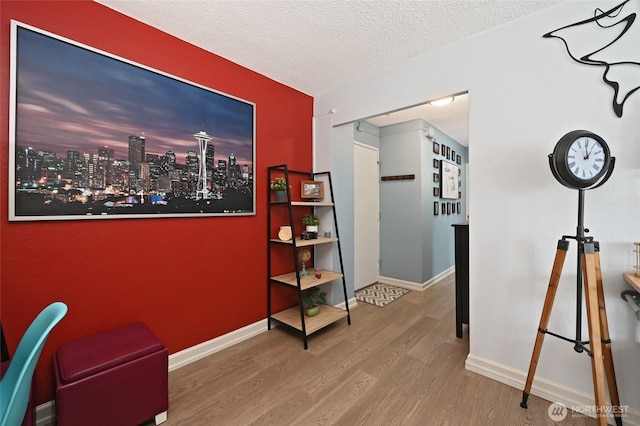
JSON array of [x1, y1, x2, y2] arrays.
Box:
[[355, 283, 410, 307]]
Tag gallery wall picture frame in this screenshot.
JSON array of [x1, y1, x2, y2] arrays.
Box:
[[433, 159, 439, 168], [434, 201, 439, 216], [433, 173, 439, 183], [457, 202, 461, 214], [446, 146, 451, 160], [456, 154, 461, 165], [439, 160, 460, 199], [301, 180, 324, 199], [9, 21, 256, 221], [440, 144, 446, 156], [442, 203, 446, 214], [447, 202, 451, 215], [433, 141, 440, 154], [433, 187, 439, 197]]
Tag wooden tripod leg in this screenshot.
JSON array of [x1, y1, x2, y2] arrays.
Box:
[[593, 245, 623, 426], [582, 243, 607, 426], [521, 240, 569, 409]]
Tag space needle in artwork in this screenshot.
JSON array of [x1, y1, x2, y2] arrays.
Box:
[[194, 129, 212, 200]]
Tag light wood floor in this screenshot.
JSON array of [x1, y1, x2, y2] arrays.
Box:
[[144, 275, 595, 425]]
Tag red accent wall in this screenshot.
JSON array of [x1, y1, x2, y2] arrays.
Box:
[[0, 1, 312, 405]]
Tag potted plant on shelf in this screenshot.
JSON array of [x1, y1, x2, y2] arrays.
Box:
[[302, 287, 327, 317], [302, 213, 319, 239], [270, 177, 288, 202]]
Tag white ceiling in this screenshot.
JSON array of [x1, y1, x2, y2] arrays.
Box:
[[365, 92, 470, 146], [96, 0, 562, 146]]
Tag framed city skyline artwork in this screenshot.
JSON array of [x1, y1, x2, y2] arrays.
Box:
[[9, 21, 255, 221]]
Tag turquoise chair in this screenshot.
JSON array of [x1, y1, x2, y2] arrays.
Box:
[[0, 302, 68, 426]]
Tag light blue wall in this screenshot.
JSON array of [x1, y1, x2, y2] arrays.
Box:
[[429, 126, 467, 280], [353, 120, 380, 148], [379, 120, 424, 282], [351, 118, 468, 285]]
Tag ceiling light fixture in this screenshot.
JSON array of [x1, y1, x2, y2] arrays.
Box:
[[429, 96, 454, 106]]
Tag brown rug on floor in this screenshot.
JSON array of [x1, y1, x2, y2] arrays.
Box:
[[355, 283, 410, 307]]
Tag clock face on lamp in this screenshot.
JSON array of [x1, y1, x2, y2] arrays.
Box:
[[549, 130, 612, 189], [567, 136, 606, 180]]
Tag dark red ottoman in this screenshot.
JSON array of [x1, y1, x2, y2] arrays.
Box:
[[53, 322, 168, 426]]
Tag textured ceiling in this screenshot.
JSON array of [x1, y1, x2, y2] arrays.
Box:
[[95, 0, 562, 146], [97, 0, 561, 97]]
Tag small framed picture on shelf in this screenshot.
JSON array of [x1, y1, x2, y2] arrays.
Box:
[[301, 181, 324, 199], [433, 141, 440, 154]]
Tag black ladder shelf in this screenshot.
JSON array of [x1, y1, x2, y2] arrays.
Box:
[[267, 165, 351, 349]]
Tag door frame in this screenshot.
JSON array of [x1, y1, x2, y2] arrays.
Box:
[[353, 141, 380, 290]]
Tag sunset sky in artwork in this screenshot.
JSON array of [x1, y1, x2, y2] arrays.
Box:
[[13, 25, 254, 166]]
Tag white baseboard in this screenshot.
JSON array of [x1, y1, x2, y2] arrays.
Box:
[[379, 266, 454, 292], [169, 296, 358, 372], [337, 297, 358, 311], [168, 319, 268, 371], [36, 298, 359, 425], [465, 353, 640, 426], [35, 401, 54, 426]]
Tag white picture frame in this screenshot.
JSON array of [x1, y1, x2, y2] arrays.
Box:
[[9, 21, 256, 221], [439, 160, 459, 199]]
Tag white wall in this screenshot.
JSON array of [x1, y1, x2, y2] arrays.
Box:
[[314, 0, 640, 420]]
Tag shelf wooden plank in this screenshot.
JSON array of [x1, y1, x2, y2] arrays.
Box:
[[624, 273, 640, 292], [269, 236, 338, 247], [290, 201, 334, 207], [271, 305, 348, 334], [271, 270, 343, 289]]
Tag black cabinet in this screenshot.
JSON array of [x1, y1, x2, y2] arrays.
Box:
[[452, 223, 469, 338]]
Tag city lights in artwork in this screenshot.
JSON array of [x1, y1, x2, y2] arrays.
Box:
[[10, 23, 255, 219]]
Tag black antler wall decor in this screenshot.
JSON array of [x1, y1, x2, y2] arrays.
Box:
[[543, 0, 639, 118]]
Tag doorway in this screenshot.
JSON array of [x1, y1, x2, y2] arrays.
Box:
[[350, 92, 469, 288], [353, 142, 380, 290]]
